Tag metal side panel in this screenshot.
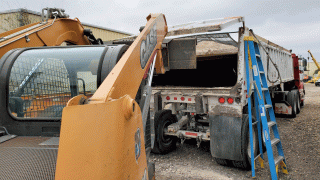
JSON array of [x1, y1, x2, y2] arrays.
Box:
[[209, 115, 242, 161], [167, 38, 197, 70], [0, 137, 58, 180]]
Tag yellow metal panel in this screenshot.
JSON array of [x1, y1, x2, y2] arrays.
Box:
[[55, 96, 147, 179]]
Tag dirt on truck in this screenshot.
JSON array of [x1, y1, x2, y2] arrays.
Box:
[[150, 17, 305, 171]]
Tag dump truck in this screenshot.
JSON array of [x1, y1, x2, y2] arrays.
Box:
[[150, 17, 305, 169]]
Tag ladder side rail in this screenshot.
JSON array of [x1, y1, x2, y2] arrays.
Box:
[[245, 40, 256, 177]]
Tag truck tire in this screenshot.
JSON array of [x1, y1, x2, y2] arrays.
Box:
[[214, 158, 231, 166], [300, 99, 305, 107], [232, 114, 258, 170], [152, 110, 178, 154], [287, 91, 297, 118], [295, 91, 301, 114]]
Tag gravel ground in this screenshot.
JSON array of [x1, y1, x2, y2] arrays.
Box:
[[151, 83, 320, 179]]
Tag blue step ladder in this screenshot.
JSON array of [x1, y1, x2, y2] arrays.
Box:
[[244, 36, 288, 180]]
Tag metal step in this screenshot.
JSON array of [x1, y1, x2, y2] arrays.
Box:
[[271, 138, 280, 146], [259, 71, 264, 74], [265, 104, 272, 109], [262, 88, 268, 91], [0, 134, 17, 143], [268, 121, 276, 127], [274, 156, 284, 166], [252, 121, 258, 126], [256, 54, 261, 58]]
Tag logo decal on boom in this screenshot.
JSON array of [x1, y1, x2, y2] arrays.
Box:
[[140, 23, 157, 69], [135, 128, 141, 162]]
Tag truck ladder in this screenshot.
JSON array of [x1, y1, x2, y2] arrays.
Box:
[[244, 36, 288, 180]]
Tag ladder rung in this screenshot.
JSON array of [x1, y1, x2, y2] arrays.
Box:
[[252, 121, 258, 126], [268, 121, 276, 127], [256, 54, 261, 58], [274, 156, 284, 166], [265, 104, 272, 109], [262, 88, 268, 91], [259, 71, 264, 74], [271, 138, 280, 146]]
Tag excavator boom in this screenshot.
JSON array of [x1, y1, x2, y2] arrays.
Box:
[[0, 8, 92, 59], [307, 50, 320, 83], [55, 13, 167, 179], [308, 50, 320, 70]]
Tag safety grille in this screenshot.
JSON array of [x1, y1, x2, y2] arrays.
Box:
[[9, 57, 71, 118]]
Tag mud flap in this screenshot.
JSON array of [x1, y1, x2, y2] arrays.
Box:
[[209, 115, 242, 161]]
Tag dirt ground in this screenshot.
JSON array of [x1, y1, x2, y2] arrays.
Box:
[[151, 83, 320, 179]]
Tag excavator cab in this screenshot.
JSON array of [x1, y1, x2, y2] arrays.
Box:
[[0, 45, 133, 178], [2, 45, 127, 131], [5, 45, 128, 121]]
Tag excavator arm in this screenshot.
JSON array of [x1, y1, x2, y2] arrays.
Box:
[[55, 13, 167, 179], [0, 8, 95, 59], [308, 50, 320, 70], [307, 50, 320, 83]]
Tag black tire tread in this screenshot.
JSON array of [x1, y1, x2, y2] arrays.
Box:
[[232, 114, 258, 170], [214, 158, 230, 166], [152, 110, 177, 154], [287, 91, 297, 118]]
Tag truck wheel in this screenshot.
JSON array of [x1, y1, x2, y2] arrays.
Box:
[[214, 158, 231, 166], [232, 114, 258, 170], [287, 91, 297, 118], [151, 110, 178, 154], [295, 91, 301, 114]]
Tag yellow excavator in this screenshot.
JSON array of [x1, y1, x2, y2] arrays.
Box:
[[0, 8, 168, 179], [307, 50, 320, 83]]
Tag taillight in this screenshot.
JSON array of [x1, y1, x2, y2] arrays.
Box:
[[227, 97, 234, 104], [219, 97, 225, 104], [166, 96, 170, 100]]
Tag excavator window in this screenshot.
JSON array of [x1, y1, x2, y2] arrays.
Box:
[[8, 46, 105, 119]]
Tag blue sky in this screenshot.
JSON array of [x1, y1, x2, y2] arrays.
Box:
[[1, 0, 320, 61]]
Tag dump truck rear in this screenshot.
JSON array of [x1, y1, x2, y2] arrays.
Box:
[[150, 17, 305, 169]]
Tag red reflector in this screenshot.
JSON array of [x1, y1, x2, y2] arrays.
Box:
[[246, 94, 248, 98], [188, 98, 192, 101], [191, 113, 194, 115], [185, 132, 198, 137], [219, 97, 225, 103], [227, 98, 234, 104], [181, 97, 185, 101], [174, 97, 177, 100], [166, 96, 170, 100]]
